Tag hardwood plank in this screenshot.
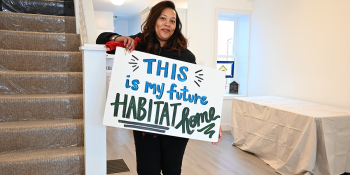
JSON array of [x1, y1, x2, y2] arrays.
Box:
[[107, 127, 279, 175]]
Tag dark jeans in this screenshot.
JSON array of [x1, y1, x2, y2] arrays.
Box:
[[133, 130, 189, 175]]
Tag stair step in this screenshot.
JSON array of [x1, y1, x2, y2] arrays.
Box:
[[1, 0, 75, 16], [0, 146, 84, 175], [0, 11, 76, 33], [0, 94, 83, 122], [0, 30, 80, 51], [0, 70, 83, 94], [0, 119, 84, 153], [0, 50, 82, 72]]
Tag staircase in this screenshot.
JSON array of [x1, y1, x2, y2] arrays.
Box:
[[0, 3, 85, 174]]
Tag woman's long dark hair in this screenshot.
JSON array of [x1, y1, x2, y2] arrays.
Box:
[[140, 1, 187, 54]]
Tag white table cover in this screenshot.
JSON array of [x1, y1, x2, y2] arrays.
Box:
[[231, 96, 350, 175]]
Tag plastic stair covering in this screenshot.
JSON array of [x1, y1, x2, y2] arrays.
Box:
[[0, 1, 85, 174], [0, 70, 83, 94], [0, 30, 80, 51], [1, 0, 75, 16], [0, 147, 84, 175], [0, 119, 84, 153], [0, 94, 83, 121], [0, 50, 82, 72], [0, 11, 76, 33]]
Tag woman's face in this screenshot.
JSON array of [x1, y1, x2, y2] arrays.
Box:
[[155, 8, 176, 45]]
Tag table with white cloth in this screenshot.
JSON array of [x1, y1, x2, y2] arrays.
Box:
[[231, 96, 350, 175]]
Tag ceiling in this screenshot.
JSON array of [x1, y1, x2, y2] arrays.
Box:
[[92, 0, 155, 18]]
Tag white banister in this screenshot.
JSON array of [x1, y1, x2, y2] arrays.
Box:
[[74, 0, 80, 34], [74, 0, 106, 173], [80, 44, 107, 175], [74, 0, 98, 44]]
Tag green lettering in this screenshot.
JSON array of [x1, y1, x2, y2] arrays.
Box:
[[159, 102, 170, 126], [154, 101, 164, 124], [137, 97, 147, 121], [189, 115, 196, 128], [209, 107, 220, 121], [126, 96, 136, 119], [175, 107, 194, 134], [147, 99, 153, 122], [197, 123, 216, 138], [170, 103, 181, 126], [110, 93, 128, 118]]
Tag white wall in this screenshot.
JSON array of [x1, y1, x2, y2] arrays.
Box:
[[128, 15, 142, 36], [114, 19, 129, 36], [187, 0, 253, 131], [248, 0, 350, 110], [94, 11, 114, 35], [187, 0, 253, 68], [236, 15, 250, 96], [177, 9, 187, 37]]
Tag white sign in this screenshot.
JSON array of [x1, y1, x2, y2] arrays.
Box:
[[103, 47, 225, 142]]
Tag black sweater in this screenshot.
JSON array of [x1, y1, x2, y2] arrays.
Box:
[[96, 32, 196, 64]]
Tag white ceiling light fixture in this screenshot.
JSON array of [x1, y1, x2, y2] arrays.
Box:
[[111, 0, 124, 5]]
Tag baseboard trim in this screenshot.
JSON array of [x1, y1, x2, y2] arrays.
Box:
[[221, 123, 231, 131]]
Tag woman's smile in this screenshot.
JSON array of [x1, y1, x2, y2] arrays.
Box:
[[162, 29, 170, 33]]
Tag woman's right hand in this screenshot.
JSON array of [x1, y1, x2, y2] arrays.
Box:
[[114, 36, 135, 52]]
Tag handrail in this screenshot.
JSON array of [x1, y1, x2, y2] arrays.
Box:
[[74, 0, 98, 45]]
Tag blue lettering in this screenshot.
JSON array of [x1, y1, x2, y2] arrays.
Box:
[[180, 86, 189, 101], [156, 83, 165, 99], [156, 60, 168, 78], [187, 94, 195, 103], [177, 66, 188, 82], [166, 83, 177, 100], [200, 96, 208, 105], [176, 92, 183, 100], [125, 75, 131, 88], [171, 64, 177, 80], [145, 81, 156, 94], [143, 59, 156, 74], [131, 79, 139, 91], [194, 94, 201, 104]]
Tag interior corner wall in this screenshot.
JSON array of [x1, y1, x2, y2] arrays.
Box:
[[248, 0, 350, 109], [187, 0, 252, 68], [94, 11, 114, 35], [94, 11, 114, 28], [236, 15, 250, 96], [128, 15, 142, 36], [114, 19, 128, 36]]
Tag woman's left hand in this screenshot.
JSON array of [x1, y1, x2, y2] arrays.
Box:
[[114, 36, 135, 52], [212, 126, 222, 145]]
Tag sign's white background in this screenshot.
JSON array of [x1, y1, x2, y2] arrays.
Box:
[[104, 47, 225, 142]]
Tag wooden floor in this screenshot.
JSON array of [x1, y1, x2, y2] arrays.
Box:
[[107, 127, 280, 175]]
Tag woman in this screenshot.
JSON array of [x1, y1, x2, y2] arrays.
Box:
[[97, 1, 222, 175]]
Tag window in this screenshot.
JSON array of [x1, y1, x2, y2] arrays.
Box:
[[217, 17, 238, 91], [215, 9, 251, 96]]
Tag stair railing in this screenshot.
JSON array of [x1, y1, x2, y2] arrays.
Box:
[[74, 0, 107, 174], [75, 0, 98, 45]]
